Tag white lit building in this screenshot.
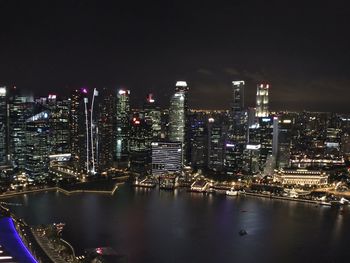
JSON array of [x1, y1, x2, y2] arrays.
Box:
[[151, 141, 182, 176], [256, 83, 269, 117], [274, 169, 328, 186]]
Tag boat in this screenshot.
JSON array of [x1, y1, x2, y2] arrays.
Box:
[[226, 189, 238, 196], [239, 229, 247, 236]]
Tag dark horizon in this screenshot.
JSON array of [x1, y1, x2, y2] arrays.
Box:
[[1, 1, 349, 112]]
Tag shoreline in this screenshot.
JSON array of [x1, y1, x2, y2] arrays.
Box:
[[240, 191, 332, 206], [1, 183, 341, 208], [0, 184, 123, 199]]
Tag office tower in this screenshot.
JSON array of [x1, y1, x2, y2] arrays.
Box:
[[70, 88, 89, 173], [242, 144, 261, 174], [116, 89, 130, 167], [277, 116, 293, 168], [232, 81, 245, 112], [151, 141, 182, 176], [207, 113, 228, 172], [225, 81, 248, 175], [160, 109, 169, 139], [25, 110, 50, 178], [189, 111, 208, 171], [247, 107, 256, 127], [97, 88, 116, 172], [8, 91, 33, 169], [258, 117, 274, 169], [144, 93, 161, 139], [169, 81, 189, 165], [272, 116, 279, 158], [129, 115, 153, 175], [256, 83, 269, 117], [0, 87, 7, 165], [47, 95, 71, 155]]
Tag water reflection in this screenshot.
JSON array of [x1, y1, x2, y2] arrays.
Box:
[[4, 186, 350, 263]]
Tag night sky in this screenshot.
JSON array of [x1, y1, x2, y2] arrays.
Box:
[[0, 1, 349, 111]]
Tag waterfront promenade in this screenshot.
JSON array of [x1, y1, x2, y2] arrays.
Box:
[[0, 179, 124, 199], [0, 215, 38, 263]]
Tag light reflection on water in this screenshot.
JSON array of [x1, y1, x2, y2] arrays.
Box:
[[3, 185, 350, 263]]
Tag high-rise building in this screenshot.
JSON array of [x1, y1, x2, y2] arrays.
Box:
[[116, 89, 130, 167], [69, 88, 90, 173], [144, 93, 161, 140], [169, 81, 189, 165], [8, 91, 33, 169], [129, 115, 153, 175], [256, 83, 269, 117], [225, 81, 248, 175], [207, 113, 228, 172], [0, 87, 8, 165], [277, 116, 293, 168], [25, 110, 50, 178], [242, 144, 261, 174], [258, 117, 274, 169], [47, 95, 71, 155], [232, 81, 245, 112], [151, 141, 182, 176], [97, 88, 116, 172], [189, 111, 208, 171]]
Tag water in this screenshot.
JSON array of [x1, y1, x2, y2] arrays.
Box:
[[3, 185, 350, 263]]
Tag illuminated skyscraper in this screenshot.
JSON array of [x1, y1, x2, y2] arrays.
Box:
[[129, 115, 153, 175], [256, 83, 269, 117], [144, 93, 161, 139], [8, 91, 33, 169], [169, 81, 189, 164], [116, 89, 130, 167], [225, 81, 247, 175], [69, 88, 89, 173], [207, 113, 228, 172], [0, 87, 7, 165], [97, 88, 116, 172], [189, 111, 208, 171], [47, 95, 70, 155], [232, 81, 245, 112], [25, 110, 50, 178]]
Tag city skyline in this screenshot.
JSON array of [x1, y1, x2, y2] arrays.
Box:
[[2, 2, 350, 263], [0, 1, 349, 112]]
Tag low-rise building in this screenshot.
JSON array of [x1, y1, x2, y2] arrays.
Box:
[[274, 169, 328, 186]]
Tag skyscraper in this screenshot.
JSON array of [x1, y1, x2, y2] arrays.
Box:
[[225, 81, 248, 175], [189, 111, 208, 171], [25, 110, 50, 178], [47, 95, 71, 155], [256, 83, 269, 117], [0, 87, 7, 165], [116, 89, 130, 167], [169, 81, 189, 164], [144, 93, 161, 140], [232, 81, 245, 112], [8, 91, 33, 169], [69, 88, 89, 173], [97, 88, 116, 172], [129, 115, 153, 175], [207, 113, 228, 172]]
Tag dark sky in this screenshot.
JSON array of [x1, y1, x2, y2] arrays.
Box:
[[0, 0, 350, 111]]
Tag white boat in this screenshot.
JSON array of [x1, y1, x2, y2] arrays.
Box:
[[226, 189, 238, 196]]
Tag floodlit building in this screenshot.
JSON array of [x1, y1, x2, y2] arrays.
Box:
[[256, 83, 269, 117], [151, 141, 182, 176], [274, 169, 328, 186], [169, 81, 189, 164]]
